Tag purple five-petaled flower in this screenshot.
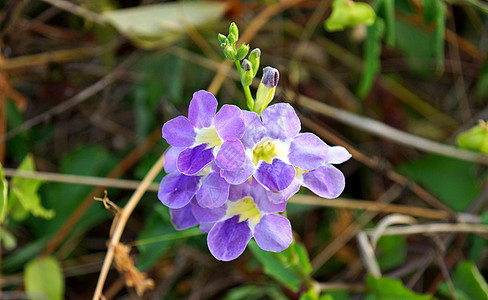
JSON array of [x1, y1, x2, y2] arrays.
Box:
[[220, 103, 337, 196], [169, 178, 292, 261], [162, 90, 247, 176]]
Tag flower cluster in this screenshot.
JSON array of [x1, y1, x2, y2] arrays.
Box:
[[158, 88, 351, 261]]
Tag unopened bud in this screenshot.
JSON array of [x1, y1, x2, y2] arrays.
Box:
[[227, 33, 237, 45], [261, 66, 279, 88], [236, 44, 250, 61], [240, 59, 253, 86], [218, 33, 227, 45], [229, 22, 239, 42], [254, 67, 280, 114], [249, 48, 261, 77], [457, 120, 488, 154], [223, 44, 236, 61]]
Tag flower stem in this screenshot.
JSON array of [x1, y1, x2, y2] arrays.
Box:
[[235, 60, 254, 110]]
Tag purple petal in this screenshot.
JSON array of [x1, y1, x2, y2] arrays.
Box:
[[237, 179, 287, 213], [265, 178, 300, 204], [302, 165, 345, 198], [214, 105, 245, 141], [199, 222, 215, 233], [208, 216, 252, 261], [164, 147, 184, 173], [216, 140, 246, 170], [288, 133, 328, 170], [220, 157, 255, 185], [170, 204, 198, 230], [253, 214, 292, 252], [261, 103, 300, 140], [326, 146, 352, 164], [177, 144, 214, 175], [188, 90, 218, 128], [162, 116, 195, 147], [241, 111, 266, 149], [196, 172, 230, 208], [191, 198, 227, 223], [158, 172, 200, 209], [254, 159, 296, 192]]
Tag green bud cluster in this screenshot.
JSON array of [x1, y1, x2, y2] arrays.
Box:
[[218, 22, 278, 114]]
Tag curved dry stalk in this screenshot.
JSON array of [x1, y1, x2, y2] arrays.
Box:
[[92, 153, 165, 300]]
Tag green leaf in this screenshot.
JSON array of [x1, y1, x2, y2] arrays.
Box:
[[423, 0, 445, 74], [394, 19, 441, 75], [365, 275, 433, 299], [376, 235, 406, 270], [319, 295, 334, 300], [398, 155, 480, 211], [249, 240, 302, 292], [357, 19, 385, 98], [439, 261, 488, 300], [8, 155, 54, 221], [103, 2, 226, 48], [0, 163, 8, 224], [25, 256, 65, 300], [325, 0, 376, 32]]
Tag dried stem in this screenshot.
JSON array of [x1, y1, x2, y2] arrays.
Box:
[[92, 153, 165, 300]]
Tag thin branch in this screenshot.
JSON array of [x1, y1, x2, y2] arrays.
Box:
[[3, 169, 159, 192], [290, 195, 450, 220], [363, 223, 488, 236], [293, 92, 488, 165]]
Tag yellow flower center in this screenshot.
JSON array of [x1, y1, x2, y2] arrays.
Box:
[[226, 197, 261, 226], [195, 126, 222, 148], [252, 139, 287, 165]]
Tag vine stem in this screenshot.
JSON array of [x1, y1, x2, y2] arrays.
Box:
[[92, 153, 165, 300], [234, 60, 254, 110]]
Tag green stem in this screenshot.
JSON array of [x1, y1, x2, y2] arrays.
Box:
[[235, 60, 254, 111]]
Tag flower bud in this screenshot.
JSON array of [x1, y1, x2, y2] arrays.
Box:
[[227, 32, 237, 45], [457, 120, 488, 154], [254, 67, 280, 114], [249, 48, 261, 77], [240, 59, 253, 86], [223, 44, 236, 61], [236, 44, 250, 61], [229, 22, 239, 42], [218, 33, 227, 45]]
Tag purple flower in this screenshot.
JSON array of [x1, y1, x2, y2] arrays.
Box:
[[158, 147, 230, 209], [167, 179, 293, 261], [221, 103, 329, 194], [162, 90, 247, 176]]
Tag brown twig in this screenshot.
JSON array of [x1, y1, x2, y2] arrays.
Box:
[[92, 152, 165, 299]]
